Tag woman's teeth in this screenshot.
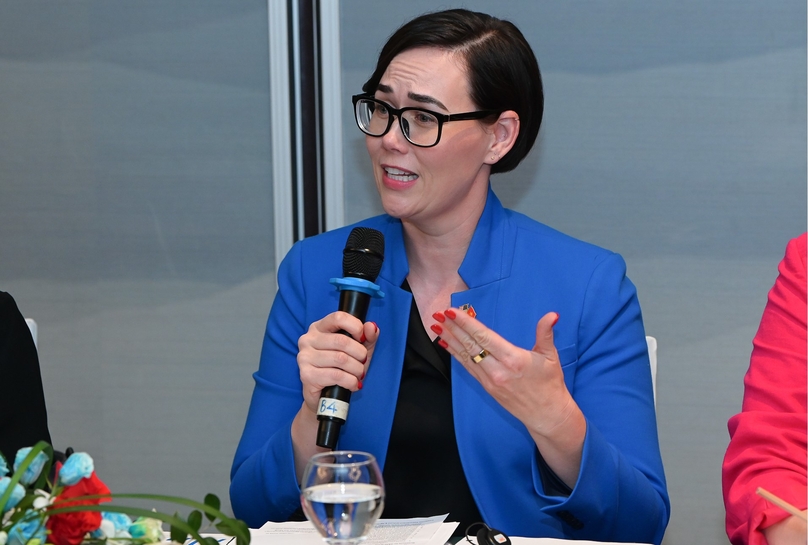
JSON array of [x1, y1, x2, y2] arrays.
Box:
[[385, 167, 418, 182]]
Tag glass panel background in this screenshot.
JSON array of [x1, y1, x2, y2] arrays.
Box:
[[339, 1, 806, 543], [0, 1, 274, 514]]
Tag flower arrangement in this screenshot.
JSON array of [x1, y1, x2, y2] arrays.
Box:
[[0, 442, 250, 545]]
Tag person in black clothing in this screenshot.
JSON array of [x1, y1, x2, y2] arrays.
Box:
[[0, 291, 52, 464]]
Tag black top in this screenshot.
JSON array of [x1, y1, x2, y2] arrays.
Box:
[[0, 292, 52, 464], [381, 282, 482, 534], [287, 282, 569, 526]]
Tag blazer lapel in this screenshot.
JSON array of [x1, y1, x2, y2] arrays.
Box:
[[451, 190, 530, 512]]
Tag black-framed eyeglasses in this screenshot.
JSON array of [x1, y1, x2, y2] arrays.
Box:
[[352, 94, 500, 148]]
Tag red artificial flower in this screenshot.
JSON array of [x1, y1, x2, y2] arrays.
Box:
[[46, 463, 112, 545]]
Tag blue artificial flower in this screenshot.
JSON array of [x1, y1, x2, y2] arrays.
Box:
[[128, 517, 163, 543], [58, 452, 94, 486], [13, 448, 48, 486], [0, 477, 26, 513], [0, 453, 8, 476], [102, 512, 133, 533], [7, 515, 47, 545]]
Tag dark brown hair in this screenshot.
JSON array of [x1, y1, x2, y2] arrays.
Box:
[[362, 9, 543, 174]]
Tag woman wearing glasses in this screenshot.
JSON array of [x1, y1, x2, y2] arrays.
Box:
[[231, 8, 669, 543]]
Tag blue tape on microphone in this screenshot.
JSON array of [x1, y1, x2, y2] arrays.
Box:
[[330, 277, 385, 299]]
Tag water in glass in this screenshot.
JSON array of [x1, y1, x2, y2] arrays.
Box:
[[301, 451, 385, 545]]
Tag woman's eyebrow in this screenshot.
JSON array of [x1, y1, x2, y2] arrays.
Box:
[[408, 92, 447, 111], [375, 83, 448, 111]]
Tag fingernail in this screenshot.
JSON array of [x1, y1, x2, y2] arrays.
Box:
[[357, 380, 363, 390], [552, 313, 559, 327], [445, 309, 457, 319], [361, 370, 365, 380], [361, 356, 367, 364], [371, 321, 378, 332], [438, 339, 448, 349], [432, 312, 445, 323], [430, 324, 443, 335], [359, 332, 367, 343]]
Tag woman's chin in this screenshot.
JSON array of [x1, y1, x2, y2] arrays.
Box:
[[378, 197, 418, 221]]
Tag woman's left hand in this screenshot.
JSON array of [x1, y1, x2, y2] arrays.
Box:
[[433, 308, 587, 487]]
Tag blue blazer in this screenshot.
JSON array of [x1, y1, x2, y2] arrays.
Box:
[[231, 189, 670, 544]]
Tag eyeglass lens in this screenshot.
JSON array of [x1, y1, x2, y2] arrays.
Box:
[[355, 99, 440, 147]]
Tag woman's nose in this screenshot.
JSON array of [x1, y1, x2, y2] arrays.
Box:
[[381, 115, 409, 151]]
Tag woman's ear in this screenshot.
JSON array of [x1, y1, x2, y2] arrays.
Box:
[[486, 110, 520, 165]]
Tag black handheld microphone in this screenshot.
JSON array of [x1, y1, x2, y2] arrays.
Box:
[[316, 227, 385, 449]]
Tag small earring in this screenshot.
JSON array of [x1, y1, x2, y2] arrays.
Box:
[[491, 155, 498, 161]]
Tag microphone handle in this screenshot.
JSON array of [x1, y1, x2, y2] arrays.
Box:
[[316, 288, 372, 449], [338, 288, 371, 321]]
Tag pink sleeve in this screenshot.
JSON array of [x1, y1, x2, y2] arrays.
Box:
[[722, 233, 807, 545]]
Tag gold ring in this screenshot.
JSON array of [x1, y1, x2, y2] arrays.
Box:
[[471, 349, 489, 364]]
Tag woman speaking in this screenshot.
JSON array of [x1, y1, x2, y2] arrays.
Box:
[[231, 8, 669, 544]]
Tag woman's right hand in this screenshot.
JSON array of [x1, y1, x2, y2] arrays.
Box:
[[291, 313, 380, 478], [296, 312, 380, 416]]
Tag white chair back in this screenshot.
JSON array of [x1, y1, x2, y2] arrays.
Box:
[[25, 318, 38, 348], [646, 335, 657, 406]]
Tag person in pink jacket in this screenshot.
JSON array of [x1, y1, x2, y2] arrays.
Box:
[[722, 233, 807, 545]]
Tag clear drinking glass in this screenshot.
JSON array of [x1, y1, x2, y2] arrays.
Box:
[[300, 451, 385, 545]]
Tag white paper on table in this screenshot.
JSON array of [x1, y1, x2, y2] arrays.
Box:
[[181, 534, 236, 545], [182, 527, 651, 545], [253, 516, 458, 545], [367, 515, 457, 544], [510, 538, 651, 545]]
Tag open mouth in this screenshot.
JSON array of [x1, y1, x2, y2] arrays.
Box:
[[384, 166, 418, 182]]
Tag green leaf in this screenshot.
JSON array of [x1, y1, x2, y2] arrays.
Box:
[[202, 537, 220, 545], [170, 525, 188, 544], [45, 504, 206, 545], [43, 491, 251, 545], [215, 518, 250, 545], [31, 443, 54, 492], [13, 492, 37, 513], [203, 494, 220, 522], [215, 520, 234, 535], [187, 509, 203, 532], [236, 520, 252, 545], [99, 493, 233, 526], [232, 518, 251, 545]]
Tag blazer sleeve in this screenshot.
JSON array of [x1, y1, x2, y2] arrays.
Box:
[[533, 253, 670, 545], [230, 242, 309, 527], [722, 234, 807, 545]]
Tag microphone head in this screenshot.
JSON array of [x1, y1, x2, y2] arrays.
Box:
[[343, 227, 385, 281]]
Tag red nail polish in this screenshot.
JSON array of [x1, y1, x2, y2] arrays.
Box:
[[359, 332, 366, 343], [432, 312, 445, 323], [371, 321, 378, 332], [438, 339, 448, 349], [357, 380, 363, 390], [361, 356, 367, 364], [430, 324, 443, 335], [552, 313, 559, 327], [445, 309, 457, 319]]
